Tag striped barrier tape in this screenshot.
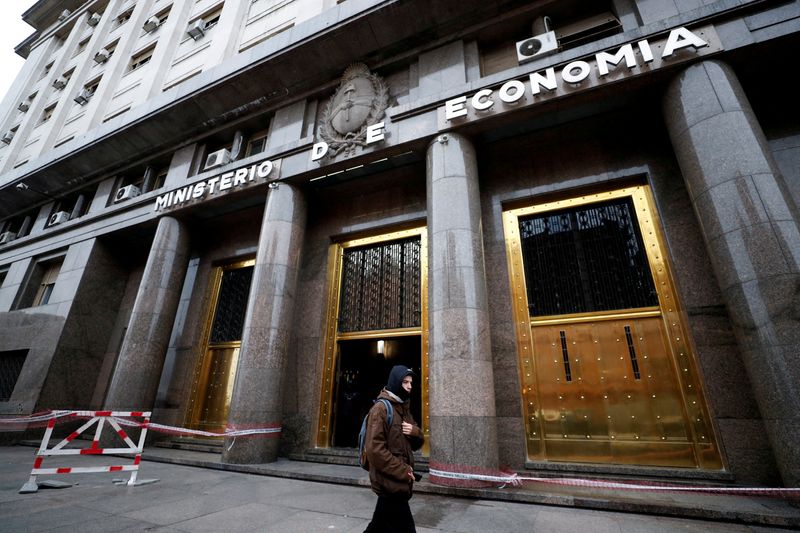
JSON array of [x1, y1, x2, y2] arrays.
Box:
[[428, 462, 800, 498], [1, 410, 281, 437], [113, 417, 282, 438], [11, 413, 797, 498]]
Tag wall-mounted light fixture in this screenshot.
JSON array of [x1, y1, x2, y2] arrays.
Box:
[[377, 339, 385, 356], [15, 182, 57, 199]]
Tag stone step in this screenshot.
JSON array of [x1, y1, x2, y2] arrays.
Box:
[[152, 437, 223, 454], [290, 447, 429, 471]]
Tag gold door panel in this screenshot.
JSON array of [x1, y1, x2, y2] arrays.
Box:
[[505, 185, 723, 469], [185, 259, 254, 434], [316, 227, 429, 452], [533, 315, 694, 466], [186, 346, 240, 433]]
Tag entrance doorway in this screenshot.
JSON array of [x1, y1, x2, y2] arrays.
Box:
[[185, 259, 254, 433], [331, 336, 422, 447], [503, 185, 723, 469], [316, 227, 429, 450]]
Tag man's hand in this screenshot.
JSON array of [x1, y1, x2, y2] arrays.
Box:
[[402, 422, 413, 435], [407, 468, 415, 482]]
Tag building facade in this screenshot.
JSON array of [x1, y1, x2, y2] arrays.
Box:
[[1, 0, 799, 487]]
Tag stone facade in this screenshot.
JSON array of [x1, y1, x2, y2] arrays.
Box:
[[1, 0, 799, 487]]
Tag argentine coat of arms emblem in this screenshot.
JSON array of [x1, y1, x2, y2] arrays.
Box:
[[318, 63, 389, 157]]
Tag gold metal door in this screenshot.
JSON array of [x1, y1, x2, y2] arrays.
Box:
[[185, 259, 254, 433], [504, 185, 722, 469], [315, 227, 429, 452]]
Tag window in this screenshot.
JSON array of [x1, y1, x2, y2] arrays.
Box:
[[95, 38, 119, 63], [116, 7, 134, 27], [152, 167, 168, 190], [112, 172, 144, 201], [0, 349, 28, 401], [189, 5, 223, 35], [40, 104, 57, 124], [338, 237, 422, 332], [39, 61, 53, 81], [204, 7, 222, 30], [84, 76, 102, 96], [106, 39, 119, 57], [50, 189, 94, 221], [479, 3, 622, 77], [32, 259, 63, 307], [245, 129, 269, 157], [14, 212, 34, 238], [518, 197, 657, 316], [52, 68, 74, 90], [3, 125, 19, 143], [130, 45, 155, 71], [73, 36, 90, 57], [155, 5, 171, 25], [555, 11, 622, 49]]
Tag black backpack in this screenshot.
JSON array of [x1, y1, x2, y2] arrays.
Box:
[[358, 398, 393, 471]]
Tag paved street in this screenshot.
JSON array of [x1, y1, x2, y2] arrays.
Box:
[[0, 446, 791, 532]]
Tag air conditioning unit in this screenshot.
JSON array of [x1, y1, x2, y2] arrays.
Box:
[[87, 12, 102, 26], [0, 231, 16, 244], [49, 211, 71, 226], [52, 76, 68, 89], [143, 16, 160, 33], [516, 30, 559, 64], [58, 9, 71, 21], [204, 148, 231, 170], [115, 184, 141, 203], [18, 101, 29, 112], [187, 19, 206, 40], [1, 131, 14, 144], [74, 89, 91, 105], [93, 49, 110, 63]]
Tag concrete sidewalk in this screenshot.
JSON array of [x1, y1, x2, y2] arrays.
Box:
[[1, 446, 799, 532]]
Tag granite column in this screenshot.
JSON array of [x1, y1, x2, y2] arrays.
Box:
[[664, 60, 800, 486], [222, 183, 306, 463], [426, 132, 499, 480], [105, 216, 191, 410]]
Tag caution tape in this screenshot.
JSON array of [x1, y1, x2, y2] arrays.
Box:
[[428, 462, 800, 498], [114, 417, 281, 438], [0, 410, 280, 438]]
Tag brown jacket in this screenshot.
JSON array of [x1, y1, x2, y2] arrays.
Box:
[[364, 389, 424, 496]]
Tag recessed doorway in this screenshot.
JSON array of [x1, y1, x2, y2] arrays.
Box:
[[185, 259, 254, 433], [316, 226, 429, 450], [331, 336, 422, 447], [503, 185, 723, 469]]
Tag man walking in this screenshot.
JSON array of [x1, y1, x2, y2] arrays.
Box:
[[363, 365, 424, 533]]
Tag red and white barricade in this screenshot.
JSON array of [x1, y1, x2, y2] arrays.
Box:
[[20, 410, 157, 493]]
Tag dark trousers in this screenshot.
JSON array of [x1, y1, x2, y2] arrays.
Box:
[[364, 494, 416, 533]]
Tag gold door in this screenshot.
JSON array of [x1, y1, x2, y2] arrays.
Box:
[[185, 259, 254, 433], [315, 227, 430, 452], [504, 185, 722, 469]]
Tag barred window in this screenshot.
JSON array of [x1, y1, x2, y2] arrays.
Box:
[[519, 197, 658, 317], [338, 237, 421, 333], [209, 266, 254, 343], [0, 349, 27, 401]]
